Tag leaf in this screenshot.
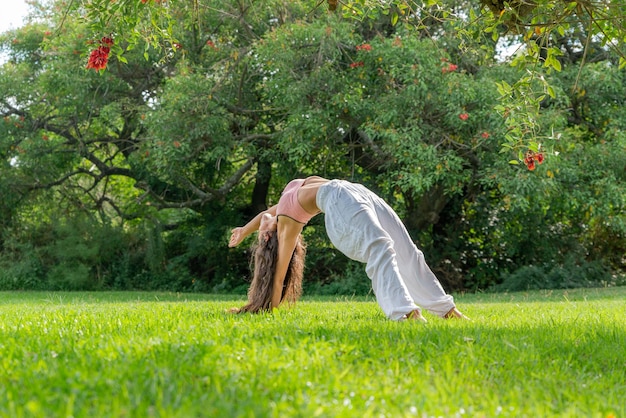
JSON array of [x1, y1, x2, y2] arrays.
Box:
[[391, 11, 399, 26], [496, 81, 512, 96]]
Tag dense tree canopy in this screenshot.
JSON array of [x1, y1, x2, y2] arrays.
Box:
[[0, 0, 624, 292]]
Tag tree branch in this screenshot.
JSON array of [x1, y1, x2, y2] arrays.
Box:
[[136, 157, 255, 210]]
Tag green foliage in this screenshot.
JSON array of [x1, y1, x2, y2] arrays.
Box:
[[0, 289, 625, 416], [76, 0, 626, 151], [0, 215, 124, 290], [454, 60, 626, 290], [0, 241, 45, 290], [305, 260, 372, 296], [142, 72, 233, 184], [495, 258, 616, 292], [0, 210, 249, 292]]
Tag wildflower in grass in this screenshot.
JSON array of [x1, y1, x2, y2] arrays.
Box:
[[350, 61, 364, 68], [356, 43, 372, 52], [459, 112, 469, 121], [481, 132, 490, 139]]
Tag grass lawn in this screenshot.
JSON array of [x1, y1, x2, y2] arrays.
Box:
[[1, 287, 624, 417]]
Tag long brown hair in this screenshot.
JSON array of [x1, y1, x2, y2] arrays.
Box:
[[235, 230, 305, 313]]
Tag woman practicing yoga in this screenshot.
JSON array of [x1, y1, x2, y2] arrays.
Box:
[[229, 176, 467, 321]]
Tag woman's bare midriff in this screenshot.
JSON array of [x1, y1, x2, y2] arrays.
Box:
[[297, 176, 330, 215]]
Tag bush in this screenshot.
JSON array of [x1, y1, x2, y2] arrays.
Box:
[[0, 241, 46, 290], [305, 260, 373, 296], [0, 216, 146, 291], [495, 258, 613, 291]]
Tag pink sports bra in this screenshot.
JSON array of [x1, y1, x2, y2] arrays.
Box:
[[276, 179, 317, 224]]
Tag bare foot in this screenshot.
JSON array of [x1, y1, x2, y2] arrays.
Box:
[[444, 307, 470, 320], [405, 309, 428, 323], [226, 307, 240, 314]]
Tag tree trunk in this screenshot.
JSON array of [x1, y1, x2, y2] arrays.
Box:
[[250, 160, 272, 214]]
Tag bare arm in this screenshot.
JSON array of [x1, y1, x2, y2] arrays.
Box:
[[228, 205, 277, 247], [270, 216, 304, 308]]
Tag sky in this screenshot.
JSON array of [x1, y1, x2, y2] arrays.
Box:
[[0, 0, 30, 33]]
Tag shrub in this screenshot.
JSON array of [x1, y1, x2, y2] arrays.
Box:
[[495, 257, 613, 291], [305, 260, 372, 296]]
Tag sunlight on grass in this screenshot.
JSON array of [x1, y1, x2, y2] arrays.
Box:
[[0, 288, 624, 417]]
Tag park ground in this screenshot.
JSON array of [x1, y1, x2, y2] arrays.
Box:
[[1, 287, 624, 417]]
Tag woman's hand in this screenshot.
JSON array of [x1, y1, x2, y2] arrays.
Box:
[[229, 227, 245, 247]]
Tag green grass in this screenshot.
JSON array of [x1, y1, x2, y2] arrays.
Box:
[[1, 288, 624, 417]]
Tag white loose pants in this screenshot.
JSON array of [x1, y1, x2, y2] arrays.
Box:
[[316, 180, 455, 320]]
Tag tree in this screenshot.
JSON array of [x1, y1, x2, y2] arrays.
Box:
[[76, 0, 626, 152], [1, 0, 623, 291]]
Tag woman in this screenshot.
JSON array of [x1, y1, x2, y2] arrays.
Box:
[[229, 176, 467, 321]]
